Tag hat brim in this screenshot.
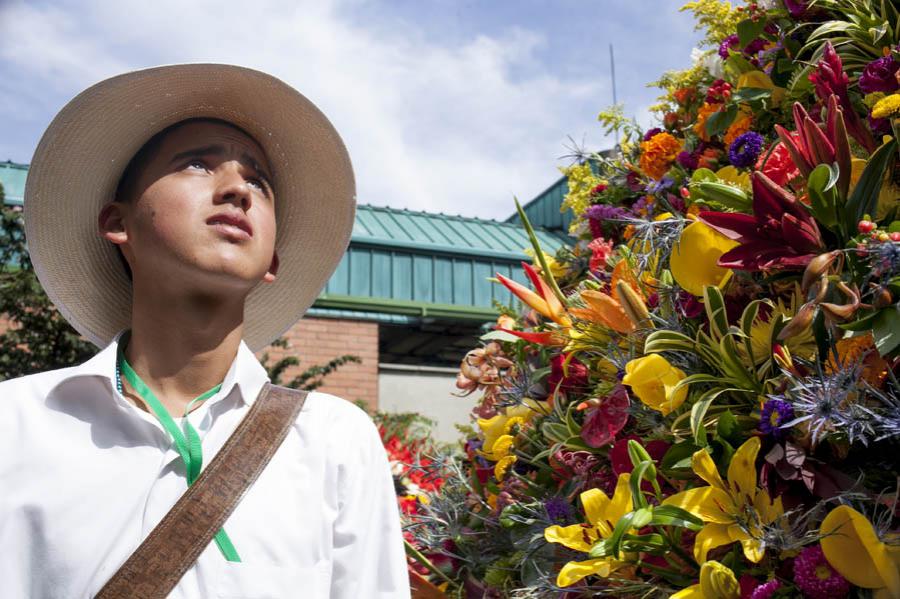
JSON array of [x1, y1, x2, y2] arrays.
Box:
[[24, 63, 356, 352]]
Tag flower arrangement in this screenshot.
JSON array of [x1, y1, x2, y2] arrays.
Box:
[[407, 1, 900, 597]]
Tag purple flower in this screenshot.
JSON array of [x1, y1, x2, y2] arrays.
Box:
[[793, 545, 849, 599], [784, 0, 808, 18], [719, 34, 739, 59], [859, 55, 900, 94], [869, 114, 892, 136], [760, 398, 794, 439], [643, 127, 663, 141], [729, 131, 765, 168], [676, 150, 699, 170], [750, 580, 781, 599], [647, 176, 675, 194], [584, 203, 629, 222], [544, 495, 574, 524]]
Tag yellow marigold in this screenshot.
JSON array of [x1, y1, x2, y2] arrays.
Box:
[[693, 103, 719, 141], [871, 93, 900, 119], [639, 132, 682, 180], [724, 112, 752, 146]]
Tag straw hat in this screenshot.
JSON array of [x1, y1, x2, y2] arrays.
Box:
[[24, 64, 356, 352]]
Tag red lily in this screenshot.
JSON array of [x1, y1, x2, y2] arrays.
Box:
[[699, 171, 825, 271], [775, 95, 853, 197], [809, 42, 876, 152], [496, 262, 570, 327]]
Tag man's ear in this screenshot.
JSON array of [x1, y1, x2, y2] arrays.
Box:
[[98, 202, 128, 245], [262, 250, 280, 283]]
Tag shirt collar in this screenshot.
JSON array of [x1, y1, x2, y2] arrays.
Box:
[[56, 330, 271, 406]]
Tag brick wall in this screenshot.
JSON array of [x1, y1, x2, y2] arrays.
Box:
[[257, 317, 380, 411]]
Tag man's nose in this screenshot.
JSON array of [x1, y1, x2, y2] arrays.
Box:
[[214, 163, 252, 211]]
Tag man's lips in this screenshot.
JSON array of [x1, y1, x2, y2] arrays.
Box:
[[207, 212, 253, 239]]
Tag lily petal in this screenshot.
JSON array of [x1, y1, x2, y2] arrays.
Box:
[[663, 486, 735, 524], [693, 522, 734, 563], [544, 524, 596, 553], [821, 505, 900, 594], [692, 448, 728, 492], [556, 557, 622, 587], [727, 437, 760, 504]]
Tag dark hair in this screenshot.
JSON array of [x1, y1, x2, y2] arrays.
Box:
[[110, 117, 265, 280]]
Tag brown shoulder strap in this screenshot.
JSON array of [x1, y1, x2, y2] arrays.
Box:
[[95, 383, 308, 599]]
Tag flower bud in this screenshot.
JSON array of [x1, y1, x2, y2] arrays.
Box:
[[616, 280, 651, 327], [777, 302, 816, 341], [801, 250, 841, 295]]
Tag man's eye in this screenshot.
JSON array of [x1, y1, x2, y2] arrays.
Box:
[[186, 160, 207, 170]]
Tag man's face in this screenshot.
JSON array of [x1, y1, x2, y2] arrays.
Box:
[[104, 120, 278, 294]]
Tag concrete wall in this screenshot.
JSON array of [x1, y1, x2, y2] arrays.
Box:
[[377, 363, 473, 444]]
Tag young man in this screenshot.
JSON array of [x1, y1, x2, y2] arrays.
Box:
[[0, 64, 410, 598]]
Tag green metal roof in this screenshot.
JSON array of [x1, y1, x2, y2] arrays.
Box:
[[353, 204, 569, 260], [504, 174, 572, 232], [0, 161, 27, 205]]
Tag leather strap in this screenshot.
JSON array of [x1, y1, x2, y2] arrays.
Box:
[[95, 383, 308, 599]]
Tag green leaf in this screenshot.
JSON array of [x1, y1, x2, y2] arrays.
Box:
[[807, 163, 841, 229], [607, 511, 638, 558], [845, 139, 897, 227], [703, 286, 729, 340], [730, 87, 772, 103], [716, 410, 740, 444], [661, 441, 701, 471], [541, 422, 569, 444], [705, 104, 738, 138], [873, 308, 900, 356], [644, 330, 696, 354], [649, 505, 704, 531], [737, 18, 767, 47]]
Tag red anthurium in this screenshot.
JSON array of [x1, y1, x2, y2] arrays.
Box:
[[700, 171, 825, 271]]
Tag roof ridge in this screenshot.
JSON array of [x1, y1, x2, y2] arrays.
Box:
[[356, 202, 560, 232]]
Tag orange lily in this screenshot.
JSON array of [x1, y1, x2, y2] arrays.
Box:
[[496, 262, 571, 327], [570, 261, 646, 334]]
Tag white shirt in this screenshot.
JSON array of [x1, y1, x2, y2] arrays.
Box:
[[0, 333, 411, 599]]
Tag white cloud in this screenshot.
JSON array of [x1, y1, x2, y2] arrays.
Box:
[[1, 0, 613, 220]]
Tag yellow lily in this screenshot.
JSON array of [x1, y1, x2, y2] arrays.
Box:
[[622, 354, 689, 416], [663, 437, 784, 563], [669, 221, 738, 297], [820, 505, 900, 598], [670, 560, 740, 599], [543, 473, 633, 587], [477, 399, 546, 461]]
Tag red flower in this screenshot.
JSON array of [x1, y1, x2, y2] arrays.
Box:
[[809, 42, 876, 152], [547, 353, 589, 394], [587, 237, 614, 272], [756, 139, 800, 186], [580, 385, 630, 448], [700, 171, 825, 271]]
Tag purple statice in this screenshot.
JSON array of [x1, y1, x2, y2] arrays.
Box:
[[793, 545, 849, 599], [784, 0, 808, 18], [676, 150, 699, 170], [750, 580, 782, 599], [719, 34, 739, 59], [584, 203, 630, 223], [643, 127, 663, 141], [543, 496, 574, 524], [859, 55, 900, 94], [729, 131, 765, 168], [760, 398, 794, 439], [647, 176, 674, 194]]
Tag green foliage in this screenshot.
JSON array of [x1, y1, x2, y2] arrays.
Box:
[[259, 337, 361, 391], [0, 200, 96, 380]]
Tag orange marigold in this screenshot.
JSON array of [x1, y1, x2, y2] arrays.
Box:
[[693, 103, 719, 141], [639, 132, 681, 180], [724, 112, 753, 146]]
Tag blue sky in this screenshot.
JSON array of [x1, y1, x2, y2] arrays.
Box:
[[0, 0, 701, 219]]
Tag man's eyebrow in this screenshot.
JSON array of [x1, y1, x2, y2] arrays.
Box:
[[170, 145, 274, 188], [169, 144, 227, 164]]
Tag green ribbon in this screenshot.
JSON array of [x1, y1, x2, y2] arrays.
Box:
[[117, 344, 241, 562]]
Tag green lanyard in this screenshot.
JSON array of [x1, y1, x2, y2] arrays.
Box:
[[116, 345, 241, 562]]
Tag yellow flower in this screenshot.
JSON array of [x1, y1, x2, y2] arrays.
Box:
[[623, 354, 689, 416], [670, 560, 740, 599], [494, 455, 517, 481], [871, 93, 900, 119], [543, 473, 633, 587], [820, 505, 900, 598], [670, 221, 738, 297], [477, 400, 547, 461], [525, 248, 568, 280], [663, 437, 784, 563], [746, 291, 817, 366], [715, 166, 750, 191]]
